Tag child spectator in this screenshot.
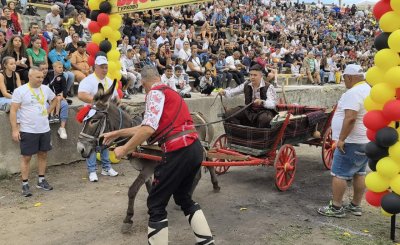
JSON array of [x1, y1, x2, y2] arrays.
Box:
[[160, 65, 177, 90], [0, 56, 21, 112], [199, 70, 215, 96], [47, 62, 67, 128], [174, 65, 191, 98]]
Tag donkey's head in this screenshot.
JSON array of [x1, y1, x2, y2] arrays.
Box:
[[76, 80, 132, 158]]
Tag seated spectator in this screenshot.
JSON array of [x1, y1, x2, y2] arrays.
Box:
[[0, 17, 12, 41], [226, 51, 245, 85], [161, 65, 177, 90], [2, 35, 29, 83], [79, 10, 90, 30], [47, 62, 66, 125], [156, 43, 170, 74], [186, 44, 203, 91], [148, 52, 157, 67], [156, 30, 169, 46], [70, 41, 89, 83], [215, 52, 233, 89], [26, 36, 48, 67], [117, 35, 131, 57], [193, 8, 207, 27], [199, 70, 215, 96], [40, 62, 70, 138], [64, 26, 77, 46], [48, 36, 74, 96], [43, 24, 56, 44], [0, 30, 6, 52], [174, 65, 191, 98], [65, 32, 80, 53], [54, 0, 75, 18], [0, 56, 21, 112], [2, 6, 21, 35], [8, 1, 22, 31], [303, 51, 321, 85], [121, 46, 142, 94], [45, 5, 62, 30], [23, 23, 48, 53]]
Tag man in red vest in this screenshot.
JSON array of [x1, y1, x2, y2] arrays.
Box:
[[102, 65, 214, 245]]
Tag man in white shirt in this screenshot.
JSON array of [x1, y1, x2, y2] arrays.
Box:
[[318, 64, 370, 218], [174, 31, 188, 57], [10, 66, 58, 197], [193, 8, 207, 26], [45, 5, 62, 29], [160, 65, 177, 90], [121, 47, 142, 94], [225, 51, 245, 85], [178, 41, 191, 62], [156, 30, 169, 47], [78, 56, 119, 182]]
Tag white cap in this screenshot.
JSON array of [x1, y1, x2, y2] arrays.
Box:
[[95, 56, 108, 65], [126, 45, 133, 51], [343, 64, 364, 76]]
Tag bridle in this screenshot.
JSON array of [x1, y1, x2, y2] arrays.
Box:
[[79, 104, 126, 152]]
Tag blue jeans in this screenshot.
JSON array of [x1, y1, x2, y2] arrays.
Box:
[[331, 143, 368, 180], [0, 97, 11, 108], [86, 149, 112, 173], [60, 99, 68, 122], [63, 71, 75, 92]]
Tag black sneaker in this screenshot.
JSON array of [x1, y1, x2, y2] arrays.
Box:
[[36, 179, 53, 191], [344, 203, 362, 216], [22, 184, 32, 197]]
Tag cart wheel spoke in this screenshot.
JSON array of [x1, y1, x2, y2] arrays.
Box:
[[212, 135, 231, 175]]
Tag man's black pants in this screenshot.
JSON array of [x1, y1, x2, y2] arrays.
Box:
[[147, 139, 203, 222]]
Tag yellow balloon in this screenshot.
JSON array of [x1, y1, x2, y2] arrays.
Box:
[[375, 49, 400, 70], [381, 208, 393, 217], [108, 61, 117, 72], [376, 157, 400, 179], [365, 66, 384, 86], [389, 142, 400, 162], [390, 0, 400, 15], [370, 82, 396, 104], [388, 30, 400, 53], [110, 41, 118, 49], [365, 172, 390, 192], [384, 66, 400, 88], [92, 33, 103, 45], [115, 72, 122, 81], [88, 0, 100, 10], [115, 61, 122, 71], [107, 50, 120, 61], [379, 11, 400, 32], [390, 174, 400, 194], [364, 96, 384, 111], [109, 14, 122, 27], [108, 30, 121, 42], [100, 26, 114, 39], [109, 150, 120, 163]]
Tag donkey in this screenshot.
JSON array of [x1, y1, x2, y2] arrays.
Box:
[[76, 81, 220, 234]]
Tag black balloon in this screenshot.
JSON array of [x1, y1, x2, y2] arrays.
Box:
[[381, 192, 400, 214], [365, 141, 389, 160], [376, 127, 399, 147], [95, 51, 107, 58], [99, 40, 112, 53], [99, 1, 112, 14], [90, 10, 100, 21], [368, 159, 378, 171], [374, 32, 391, 51]]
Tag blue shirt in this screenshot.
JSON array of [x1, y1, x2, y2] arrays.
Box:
[[48, 48, 71, 70]]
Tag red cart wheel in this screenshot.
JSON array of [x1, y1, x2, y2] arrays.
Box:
[[274, 144, 297, 191], [322, 127, 335, 170], [212, 134, 230, 175]]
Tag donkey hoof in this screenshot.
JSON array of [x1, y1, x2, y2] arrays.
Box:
[[121, 223, 133, 234], [213, 186, 221, 193]]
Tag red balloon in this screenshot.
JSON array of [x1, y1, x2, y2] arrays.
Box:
[[97, 13, 110, 27], [117, 89, 123, 99], [373, 0, 392, 20], [366, 190, 389, 207], [88, 55, 95, 67], [383, 99, 400, 121], [363, 110, 391, 131], [367, 129, 377, 142], [88, 21, 101, 34], [86, 43, 100, 56]]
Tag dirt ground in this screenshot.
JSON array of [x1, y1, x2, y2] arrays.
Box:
[[0, 145, 397, 245]]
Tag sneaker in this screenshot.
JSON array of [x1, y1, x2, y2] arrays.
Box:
[[0, 103, 10, 112], [22, 184, 32, 197], [344, 203, 362, 216], [89, 172, 98, 182], [36, 179, 53, 191], [49, 116, 55, 124], [123, 93, 131, 99], [57, 127, 68, 139], [101, 168, 119, 177], [184, 93, 192, 98], [54, 115, 60, 123], [317, 201, 346, 218]]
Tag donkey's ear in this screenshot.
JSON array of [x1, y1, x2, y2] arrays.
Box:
[[102, 79, 118, 102], [93, 83, 105, 102]]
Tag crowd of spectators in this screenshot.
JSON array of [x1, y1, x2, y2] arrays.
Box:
[[0, 0, 380, 136]]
